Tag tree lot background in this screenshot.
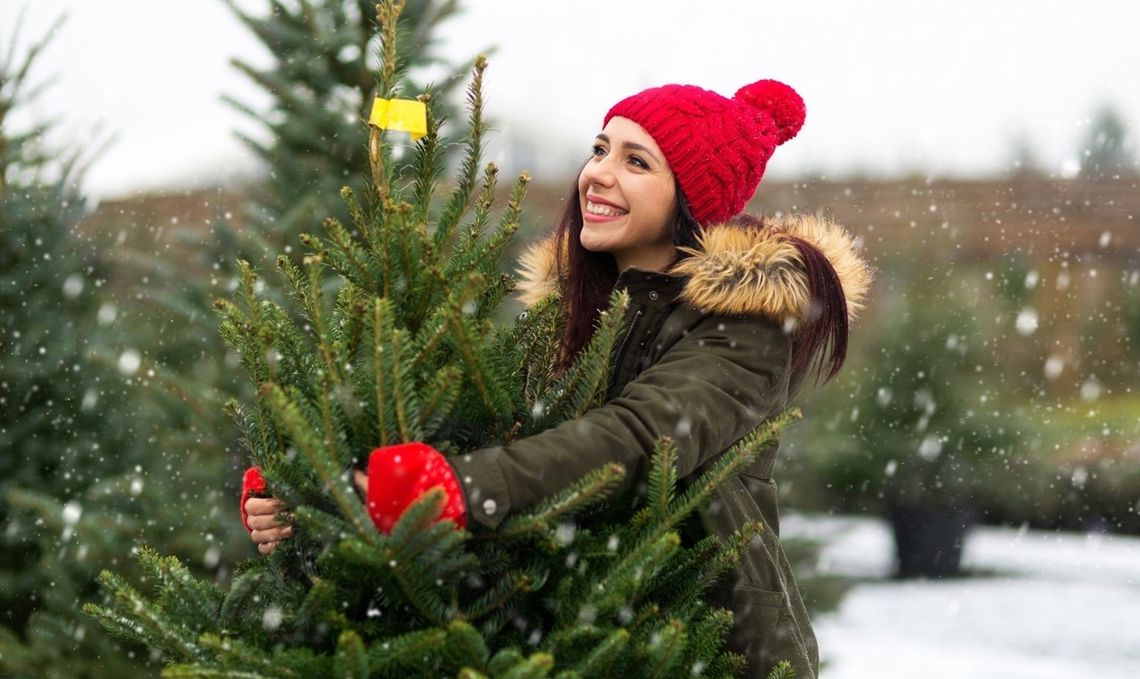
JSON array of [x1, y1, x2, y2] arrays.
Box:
[[2, 0, 1139, 675]]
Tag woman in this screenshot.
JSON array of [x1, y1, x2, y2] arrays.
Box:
[[243, 78, 872, 677]]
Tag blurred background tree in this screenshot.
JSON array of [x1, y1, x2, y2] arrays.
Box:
[[0, 17, 241, 677], [1080, 105, 1137, 179]]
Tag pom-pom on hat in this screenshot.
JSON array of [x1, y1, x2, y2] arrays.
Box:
[[604, 79, 805, 226]]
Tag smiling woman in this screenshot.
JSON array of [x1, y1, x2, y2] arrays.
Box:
[[243, 76, 872, 678], [578, 118, 680, 272]]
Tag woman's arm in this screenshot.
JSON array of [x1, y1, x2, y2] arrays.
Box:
[[450, 312, 792, 530]]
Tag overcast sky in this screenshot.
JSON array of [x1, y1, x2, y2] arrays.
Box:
[[4, 1, 1139, 199]]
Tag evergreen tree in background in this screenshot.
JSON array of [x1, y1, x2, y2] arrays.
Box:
[[0, 18, 241, 678], [1080, 105, 1137, 179], [87, 3, 799, 676], [224, 0, 472, 258]]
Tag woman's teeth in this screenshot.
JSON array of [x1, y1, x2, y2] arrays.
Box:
[[587, 201, 627, 217]]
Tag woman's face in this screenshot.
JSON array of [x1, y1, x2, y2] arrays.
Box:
[[577, 116, 679, 272]]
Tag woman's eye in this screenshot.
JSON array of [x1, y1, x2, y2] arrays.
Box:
[[629, 155, 648, 169], [591, 144, 607, 157]]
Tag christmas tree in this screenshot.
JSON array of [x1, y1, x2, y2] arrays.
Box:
[[86, 3, 799, 676], [0, 17, 237, 677], [101, 0, 481, 507]]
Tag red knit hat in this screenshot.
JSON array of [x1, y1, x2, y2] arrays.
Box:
[[604, 79, 805, 226]]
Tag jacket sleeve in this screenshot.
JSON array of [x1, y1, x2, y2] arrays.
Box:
[[449, 312, 792, 530]]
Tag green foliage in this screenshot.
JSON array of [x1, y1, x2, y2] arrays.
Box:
[[797, 264, 1015, 514], [1079, 104, 1137, 179], [0, 17, 241, 677], [223, 0, 475, 250], [766, 659, 797, 679], [86, 2, 806, 676]]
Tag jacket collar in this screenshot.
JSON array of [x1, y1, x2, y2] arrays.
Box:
[[515, 212, 872, 324]]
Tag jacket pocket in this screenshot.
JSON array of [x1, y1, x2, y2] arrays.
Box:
[[724, 584, 785, 679]]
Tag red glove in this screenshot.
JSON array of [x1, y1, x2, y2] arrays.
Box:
[[240, 466, 267, 532], [366, 442, 468, 534]]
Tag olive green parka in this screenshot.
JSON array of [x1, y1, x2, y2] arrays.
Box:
[[450, 212, 872, 678]]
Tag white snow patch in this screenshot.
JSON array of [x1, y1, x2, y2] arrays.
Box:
[[782, 513, 1140, 678]]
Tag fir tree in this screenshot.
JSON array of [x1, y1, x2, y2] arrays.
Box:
[[0, 17, 241, 678], [102, 0, 480, 508], [224, 0, 473, 259], [87, 3, 800, 676], [1079, 105, 1137, 179]]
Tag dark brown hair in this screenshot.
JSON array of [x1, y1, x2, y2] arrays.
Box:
[[726, 214, 848, 383]]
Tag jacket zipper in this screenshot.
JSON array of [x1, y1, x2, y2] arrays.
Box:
[[608, 307, 644, 393]]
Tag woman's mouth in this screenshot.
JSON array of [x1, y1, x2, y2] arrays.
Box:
[[584, 199, 628, 221]]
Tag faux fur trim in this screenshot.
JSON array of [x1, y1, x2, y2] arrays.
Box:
[[515, 237, 563, 307], [675, 212, 871, 321], [515, 212, 872, 323]]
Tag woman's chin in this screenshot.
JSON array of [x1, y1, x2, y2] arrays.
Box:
[[579, 231, 619, 255]]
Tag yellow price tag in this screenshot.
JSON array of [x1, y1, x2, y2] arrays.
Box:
[[368, 97, 427, 141]]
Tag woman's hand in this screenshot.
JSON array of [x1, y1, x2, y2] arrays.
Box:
[[241, 470, 366, 555], [354, 470, 369, 495], [245, 496, 293, 555]]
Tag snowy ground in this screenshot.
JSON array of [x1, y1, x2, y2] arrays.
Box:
[[783, 514, 1140, 678]]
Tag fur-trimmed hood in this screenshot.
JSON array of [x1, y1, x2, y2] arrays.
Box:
[[515, 212, 872, 324]]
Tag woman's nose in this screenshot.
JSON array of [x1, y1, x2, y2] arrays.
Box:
[[579, 156, 615, 188]]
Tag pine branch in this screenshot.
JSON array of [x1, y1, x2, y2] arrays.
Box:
[[321, 216, 378, 291], [368, 296, 419, 442], [574, 628, 629, 676], [536, 288, 628, 428], [433, 55, 487, 251], [446, 290, 513, 422], [195, 633, 298, 679], [498, 651, 554, 679], [509, 294, 564, 409], [468, 171, 529, 283], [139, 547, 223, 634], [335, 184, 393, 303], [661, 524, 761, 618], [443, 162, 498, 282], [641, 532, 723, 612], [333, 630, 368, 679], [411, 93, 443, 224], [646, 436, 678, 524], [219, 570, 266, 628], [593, 532, 680, 618], [161, 665, 278, 678], [486, 648, 524, 675], [646, 619, 687, 679], [682, 607, 736, 673], [366, 628, 449, 674], [409, 273, 474, 372], [292, 504, 355, 542], [495, 463, 626, 541], [463, 568, 543, 621], [415, 364, 462, 438], [291, 577, 336, 641], [86, 571, 204, 663], [371, 296, 393, 446], [368, 1, 405, 200], [766, 660, 797, 679], [260, 383, 376, 541], [441, 620, 490, 671], [300, 254, 344, 386], [337, 491, 461, 625], [668, 409, 801, 520]]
